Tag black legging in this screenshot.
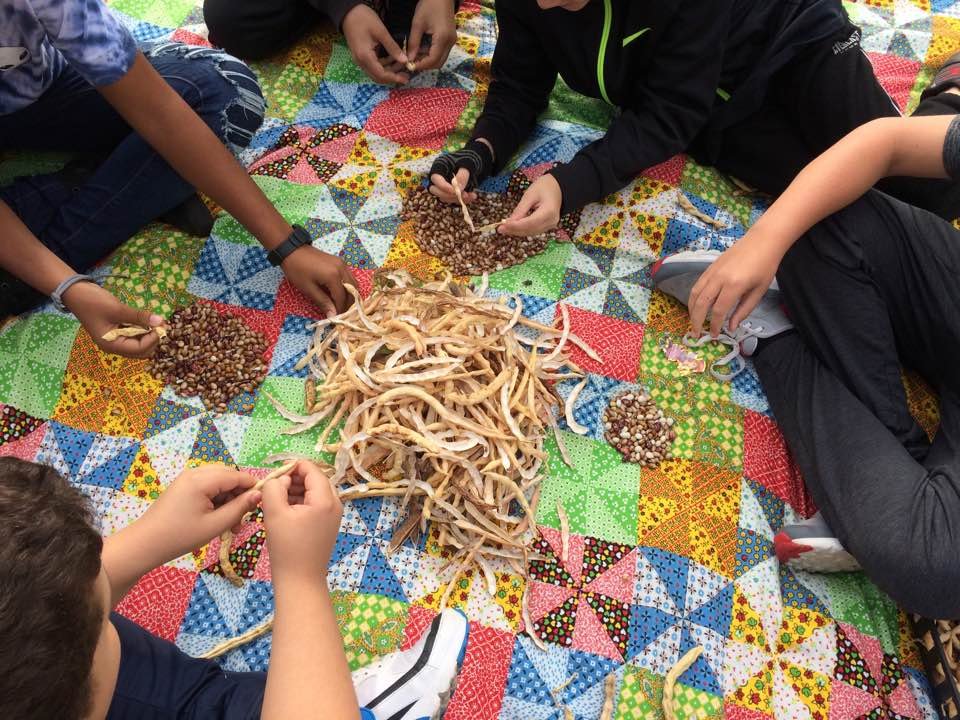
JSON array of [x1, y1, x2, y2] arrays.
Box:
[[754, 190, 960, 618]]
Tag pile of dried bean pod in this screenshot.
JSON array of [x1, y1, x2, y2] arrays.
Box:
[[918, 617, 960, 707], [402, 187, 557, 276], [272, 271, 600, 602]]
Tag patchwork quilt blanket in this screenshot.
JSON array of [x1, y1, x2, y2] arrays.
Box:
[[0, 1, 952, 718]]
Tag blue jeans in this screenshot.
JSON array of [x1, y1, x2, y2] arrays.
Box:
[[0, 42, 265, 274]]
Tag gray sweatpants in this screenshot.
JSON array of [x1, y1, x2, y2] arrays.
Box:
[[754, 190, 960, 618]]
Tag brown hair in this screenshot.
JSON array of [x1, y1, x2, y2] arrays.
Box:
[[0, 457, 104, 720]]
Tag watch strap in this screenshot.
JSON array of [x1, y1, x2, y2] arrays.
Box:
[[51, 274, 97, 312], [267, 225, 312, 266]]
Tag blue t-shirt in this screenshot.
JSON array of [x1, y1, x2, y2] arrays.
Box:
[[0, 0, 137, 115], [107, 613, 266, 720]]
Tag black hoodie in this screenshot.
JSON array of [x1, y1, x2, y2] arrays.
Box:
[[472, 0, 850, 214]]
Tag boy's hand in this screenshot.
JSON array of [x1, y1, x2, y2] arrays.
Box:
[[343, 4, 410, 85], [430, 167, 476, 204], [139, 465, 260, 560], [63, 281, 166, 359], [407, 0, 457, 72], [281, 246, 357, 318], [687, 231, 784, 337], [498, 174, 562, 237], [429, 139, 494, 203], [262, 461, 342, 584]]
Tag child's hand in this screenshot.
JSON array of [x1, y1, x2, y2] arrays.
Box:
[[261, 461, 342, 584], [139, 464, 260, 560], [343, 4, 410, 85], [687, 232, 784, 337], [407, 0, 457, 72], [498, 174, 562, 237], [281, 246, 357, 319], [63, 281, 166, 359], [430, 167, 476, 204]]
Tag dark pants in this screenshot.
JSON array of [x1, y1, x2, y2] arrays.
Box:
[[0, 42, 265, 314], [695, 25, 960, 220], [203, 0, 418, 60], [754, 190, 960, 618]]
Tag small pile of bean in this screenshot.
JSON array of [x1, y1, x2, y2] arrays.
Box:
[[148, 303, 268, 411], [402, 187, 555, 275], [603, 391, 676, 467]]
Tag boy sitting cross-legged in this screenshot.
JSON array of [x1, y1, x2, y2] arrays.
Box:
[[651, 95, 960, 619], [0, 457, 469, 720]]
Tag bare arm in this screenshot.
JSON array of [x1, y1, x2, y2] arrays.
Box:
[[99, 52, 290, 249], [98, 53, 354, 314], [266, 578, 359, 720], [260, 463, 358, 720], [0, 201, 163, 357], [0, 200, 78, 295], [747, 115, 953, 254], [687, 114, 956, 335]]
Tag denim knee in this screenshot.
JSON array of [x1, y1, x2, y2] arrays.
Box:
[[143, 42, 266, 149]]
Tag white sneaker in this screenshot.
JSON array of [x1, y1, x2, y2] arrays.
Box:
[[354, 609, 470, 720]]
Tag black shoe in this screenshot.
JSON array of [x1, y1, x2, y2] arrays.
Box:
[[159, 193, 215, 237], [0, 269, 47, 317]]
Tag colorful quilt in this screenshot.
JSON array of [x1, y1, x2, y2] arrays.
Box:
[[0, 1, 953, 718]]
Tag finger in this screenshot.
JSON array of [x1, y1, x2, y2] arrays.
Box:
[[320, 273, 348, 313], [106, 332, 160, 359], [378, 56, 408, 74], [428, 184, 457, 203], [261, 474, 292, 515], [689, 279, 719, 335], [115, 305, 165, 329], [710, 286, 742, 338], [301, 463, 336, 504], [356, 48, 400, 84], [454, 168, 473, 195], [506, 189, 539, 222], [339, 265, 357, 302], [199, 467, 257, 497], [429, 174, 458, 203], [729, 285, 767, 332], [374, 24, 409, 66], [419, 32, 451, 70], [210, 488, 262, 530], [407, 20, 426, 67], [501, 204, 554, 237], [302, 282, 337, 319], [286, 460, 314, 483]]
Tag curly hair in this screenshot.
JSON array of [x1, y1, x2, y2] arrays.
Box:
[[0, 458, 104, 720]]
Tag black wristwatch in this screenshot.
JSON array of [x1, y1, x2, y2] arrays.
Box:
[[267, 224, 312, 266]]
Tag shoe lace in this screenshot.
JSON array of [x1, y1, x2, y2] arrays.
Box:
[[683, 320, 763, 382]]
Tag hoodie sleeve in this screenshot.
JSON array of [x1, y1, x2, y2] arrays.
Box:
[[550, 0, 733, 214], [470, 2, 558, 172]]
